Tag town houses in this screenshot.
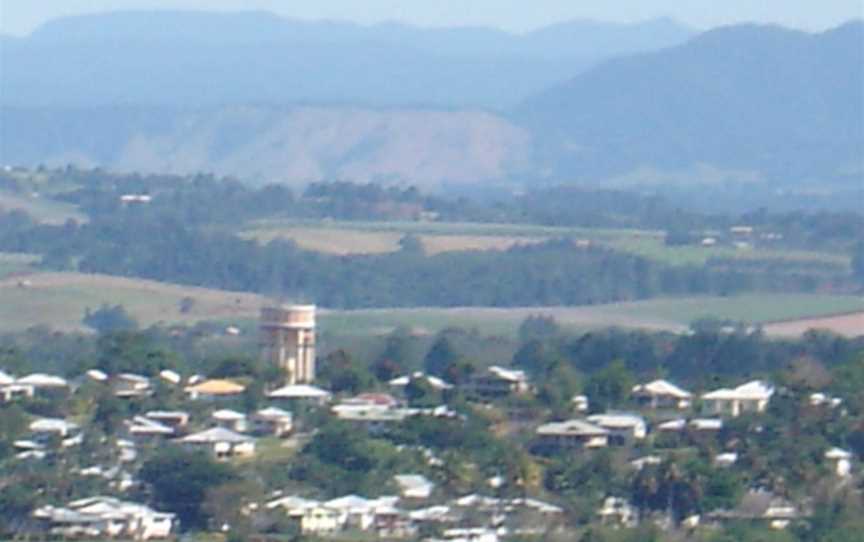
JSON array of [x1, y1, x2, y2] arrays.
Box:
[[0, 327, 860, 542]]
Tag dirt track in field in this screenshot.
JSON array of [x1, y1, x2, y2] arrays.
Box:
[[762, 312, 864, 338]]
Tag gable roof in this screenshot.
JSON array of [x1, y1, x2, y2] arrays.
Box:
[[179, 427, 253, 444], [266, 495, 320, 511], [255, 407, 293, 419], [389, 372, 453, 390], [185, 379, 245, 395], [127, 416, 174, 435], [212, 409, 246, 421], [487, 365, 527, 382], [632, 379, 691, 398], [536, 419, 608, 436], [703, 380, 774, 401], [30, 418, 79, 433], [17, 373, 68, 387], [267, 384, 331, 399]]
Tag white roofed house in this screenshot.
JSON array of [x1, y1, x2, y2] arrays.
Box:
[[251, 407, 294, 437], [125, 416, 175, 442], [702, 380, 774, 417], [16, 373, 68, 398], [178, 427, 255, 459], [587, 413, 647, 444], [825, 448, 853, 477], [632, 379, 692, 410], [324, 495, 400, 532], [144, 410, 189, 429], [0, 371, 34, 402], [267, 384, 332, 406], [266, 496, 341, 535], [211, 409, 248, 432], [32, 496, 174, 540], [332, 402, 412, 435], [29, 418, 81, 447], [113, 373, 152, 398], [535, 419, 609, 451], [394, 474, 435, 499], [597, 497, 637, 527], [389, 372, 453, 391], [464, 365, 530, 399], [17, 373, 68, 389]]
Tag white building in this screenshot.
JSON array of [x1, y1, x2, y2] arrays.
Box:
[[535, 419, 609, 450], [251, 407, 293, 437], [33, 496, 174, 540], [632, 379, 692, 409], [394, 474, 435, 499], [267, 496, 341, 535], [701, 380, 774, 417], [178, 427, 255, 459], [465, 366, 530, 398], [825, 448, 853, 477], [587, 413, 647, 443], [267, 384, 332, 405], [389, 372, 453, 391], [212, 409, 248, 432]]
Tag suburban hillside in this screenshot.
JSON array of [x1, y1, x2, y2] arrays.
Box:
[[516, 21, 864, 185]]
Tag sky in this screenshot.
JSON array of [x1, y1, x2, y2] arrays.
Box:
[[1, 0, 862, 36]]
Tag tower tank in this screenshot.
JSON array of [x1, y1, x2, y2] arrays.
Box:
[[259, 305, 316, 384]]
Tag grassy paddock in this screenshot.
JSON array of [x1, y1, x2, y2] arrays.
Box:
[[243, 219, 847, 270], [0, 272, 265, 332], [608, 236, 850, 267], [0, 252, 40, 278], [1, 272, 859, 338], [320, 294, 864, 337], [0, 189, 87, 224]]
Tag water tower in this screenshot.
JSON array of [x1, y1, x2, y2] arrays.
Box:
[[259, 305, 316, 384]]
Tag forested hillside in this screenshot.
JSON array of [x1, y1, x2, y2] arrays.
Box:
[[516, 21, 864, 185], [1, 168, 860, 309]]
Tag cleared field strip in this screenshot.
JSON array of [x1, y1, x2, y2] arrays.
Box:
[[762, 312, 864, 338], [243, 219, 848, 269], [321, 294, 864, 337], [244, 226, 545, 255], [0, 272, 265, 332], [0, 252, 40, 278], [1, 272, 860, 338], [243, 220, 657, 255], [246, 218, 657, 239], [0, 190, 87, 224], [608, 236, 851, 267]]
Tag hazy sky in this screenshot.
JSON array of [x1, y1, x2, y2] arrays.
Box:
[[1, 0, 861, 35]]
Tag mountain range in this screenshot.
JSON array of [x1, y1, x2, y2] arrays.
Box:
[[0, 11, 692, 110], [517, 21, 864, 185], [0, 12, 861, 192]]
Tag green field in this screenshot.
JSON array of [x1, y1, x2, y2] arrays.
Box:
[[608, 236, 851, 267], [244, 219, 848, 271], [246, 218, 656, 239], [0, 189, 87, 224], [2, 272, 860, 338], [320, 294, 864, 337], [0, 252, 39, 278], [0, 272, 265, 332]]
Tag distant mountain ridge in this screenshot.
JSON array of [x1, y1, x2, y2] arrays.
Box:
[[1, 15, 861, 193], [0, 10, 693, 109], [515, 21, 864, 184]]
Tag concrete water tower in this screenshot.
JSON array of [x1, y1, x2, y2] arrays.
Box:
[[259, 304, 316, 384]]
